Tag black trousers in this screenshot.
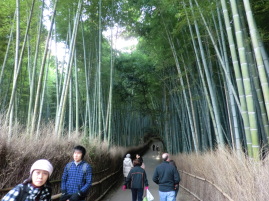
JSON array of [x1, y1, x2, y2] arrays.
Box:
[[131, 188, 144, 201], [124, 177, 131, 189]]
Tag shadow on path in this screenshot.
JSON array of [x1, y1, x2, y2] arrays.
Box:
[[102, 141, 195, 201]]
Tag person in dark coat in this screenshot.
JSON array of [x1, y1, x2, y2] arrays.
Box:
[[153, 153, 180, 201], [122, 159, 149, 201], [156, 146, 159, 152], [152, 144, 155, 151]]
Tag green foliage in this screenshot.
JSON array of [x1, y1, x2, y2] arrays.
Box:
[[251, 0, 269, 48], [113, 50, 161, 115], [0, 0, 15, 61]]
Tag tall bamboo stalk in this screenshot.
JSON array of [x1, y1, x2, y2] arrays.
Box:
[[162, 15, 198, 152], [230, 0, 259, 158], [36, 49, 51, 137], [191, 0, 225, 146], [97, 0, 103, 140], [55, 0, 82, 136], [74, 50, 79, 134], [242, 0, 269, 122], [7, 0, 20, 142], [27, 0, 44, 133], [184, 1, 218, 150], [31, 0, 58, 137], [220, 0, 252, 155]]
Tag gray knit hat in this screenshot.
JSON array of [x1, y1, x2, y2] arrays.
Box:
[[30, 159, 53, 177]]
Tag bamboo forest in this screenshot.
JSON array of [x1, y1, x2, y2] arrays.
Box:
[[0, 0, 269, 161]]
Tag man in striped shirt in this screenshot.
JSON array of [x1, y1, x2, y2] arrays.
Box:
[[60, 145, 92, 201]]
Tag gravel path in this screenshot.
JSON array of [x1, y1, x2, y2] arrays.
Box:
[[102, 142, 196, 201]]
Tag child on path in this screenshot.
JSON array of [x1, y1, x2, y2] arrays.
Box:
[[122, 159, 149, 201], [2, 159, 54, 201]]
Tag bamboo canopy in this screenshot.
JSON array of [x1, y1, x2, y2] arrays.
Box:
[[0, 0, 269, 159]]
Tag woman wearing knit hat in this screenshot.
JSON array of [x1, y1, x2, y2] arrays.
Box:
[[2, 159, 54, 201]]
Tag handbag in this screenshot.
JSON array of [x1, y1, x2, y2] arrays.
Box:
[[146, 189, 154, 201], [143, 197, 148, 201]]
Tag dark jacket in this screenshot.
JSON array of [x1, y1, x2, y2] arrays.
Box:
[[125, 165, 149, 189], [152, 161, 180, 192]]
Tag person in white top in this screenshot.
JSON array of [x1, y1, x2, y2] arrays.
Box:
[[123, 153, 133, 188]]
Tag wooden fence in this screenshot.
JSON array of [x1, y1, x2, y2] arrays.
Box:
[[179, 170, 234, 201]]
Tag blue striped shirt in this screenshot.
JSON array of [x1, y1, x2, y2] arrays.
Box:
[[61, 161, 92, 195]]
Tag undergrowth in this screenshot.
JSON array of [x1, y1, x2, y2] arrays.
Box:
[[0, 117, 126, 192], [173, 148, 269, 201]]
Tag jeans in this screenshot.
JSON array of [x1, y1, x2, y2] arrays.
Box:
[[131, 188, 144, 201], [159, 191, 176, 201]]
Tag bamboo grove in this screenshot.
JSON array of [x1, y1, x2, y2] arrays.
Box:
[[0, 0, 269, 159]]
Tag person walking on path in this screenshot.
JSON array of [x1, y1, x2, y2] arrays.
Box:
[[122, 159, 149, 201], [152, 153, 180, 201], [123, 153, 133, 188], [152, 144, 155, 151], [156, 146, 159, 152], [135, 154, 145, 169], [2, 159, 54, 201], [60, 145, 92, 201]]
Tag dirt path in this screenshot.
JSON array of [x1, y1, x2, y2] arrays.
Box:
[[102, 141, 195, 201]]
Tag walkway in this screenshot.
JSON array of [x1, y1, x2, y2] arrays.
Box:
[[102, 142, 195, 201]]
